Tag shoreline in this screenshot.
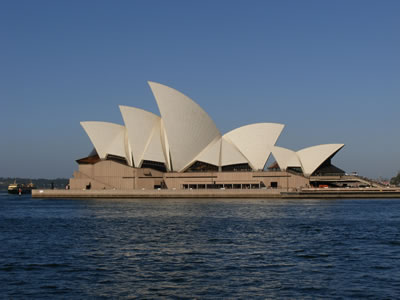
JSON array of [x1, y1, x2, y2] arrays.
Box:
[[31, 187, 400, 199]]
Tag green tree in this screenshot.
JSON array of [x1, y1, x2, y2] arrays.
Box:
[[390, 171, 400, 186]]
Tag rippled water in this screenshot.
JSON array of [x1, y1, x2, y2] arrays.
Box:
[[1, 192, 400, 299]]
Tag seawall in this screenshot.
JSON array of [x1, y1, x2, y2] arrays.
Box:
[[32, 188, 282, 198], [282, 188, 400, 199], [32, 187, 400, 199]]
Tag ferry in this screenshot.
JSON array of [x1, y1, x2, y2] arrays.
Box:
[[8, 181, 36, 195]]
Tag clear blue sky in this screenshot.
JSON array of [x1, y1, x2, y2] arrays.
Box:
[[0, 0, 399, 179]]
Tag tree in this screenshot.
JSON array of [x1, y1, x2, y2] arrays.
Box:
[[390, 171, 400, 186]]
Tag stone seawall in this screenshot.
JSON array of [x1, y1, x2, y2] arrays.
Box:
[[32, 189, 282, 199], [282, 188, 400, 199], [32, 187, 400, 199]]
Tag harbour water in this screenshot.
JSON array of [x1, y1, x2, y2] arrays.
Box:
[[1, 192, 399, 298]]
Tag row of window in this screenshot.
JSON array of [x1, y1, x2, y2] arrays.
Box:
[[182, 182, 279, 190]]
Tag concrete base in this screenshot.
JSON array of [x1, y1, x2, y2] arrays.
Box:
[[32, 187, 400, 199], [282, 188, 400, 199], [32, 188, 283, 199]]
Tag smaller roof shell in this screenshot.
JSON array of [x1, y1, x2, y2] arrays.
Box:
[[224, 123, 284, 170], [270, 146, 301, 171], [119, 106, 163, 167], [193, 137, 222, 167], [80, 121, 128, 163], [141, 119, 166, 165], [220, 137, 249, 166], [297, 144, 344, 176], [191, 136, 252, 169]]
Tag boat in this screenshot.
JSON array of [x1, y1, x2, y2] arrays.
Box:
[[8, 181, 36, 195]]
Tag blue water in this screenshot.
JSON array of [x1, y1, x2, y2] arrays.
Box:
[[1, 192, 400, 299]]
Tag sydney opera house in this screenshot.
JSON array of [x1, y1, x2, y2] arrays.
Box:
[[69, 82, 347, 191]]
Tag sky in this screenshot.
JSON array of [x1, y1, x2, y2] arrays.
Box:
[[0, 0, 399, 179]]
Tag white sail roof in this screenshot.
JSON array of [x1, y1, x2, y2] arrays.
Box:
[[80, 121, 128, 162], [148, 81, 221, 171], [160, 119, 171, 171], [297, 144, 344, 176], [220, 137, 249, 166], [141, 119, 166, 165], [270, 146, 301, 171], [224, 123, 284, 170], [192, 136, 252, 168], [193, 137, 221, 167], [119, 106, 165, 167]]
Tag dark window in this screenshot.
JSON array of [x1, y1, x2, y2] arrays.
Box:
[[106, 154, 128, 165], [186, 161, 218, 172], [312, 158, 345, 176], [141, 160, 167, 172], [222, 163, 252, 172]]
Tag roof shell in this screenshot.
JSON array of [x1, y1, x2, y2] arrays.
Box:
[[270, 146, 301, 171], [119, 106, 164, 167], [193, 137, 221, 167], [220, 137, 249, 166], [297, 144, 344, 176], [141, 119, 166, 165], [149, 81, 221, 171], [160, 119, 172, 171], [224, 123, 284, 170], [80, 121, 128, 162]]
